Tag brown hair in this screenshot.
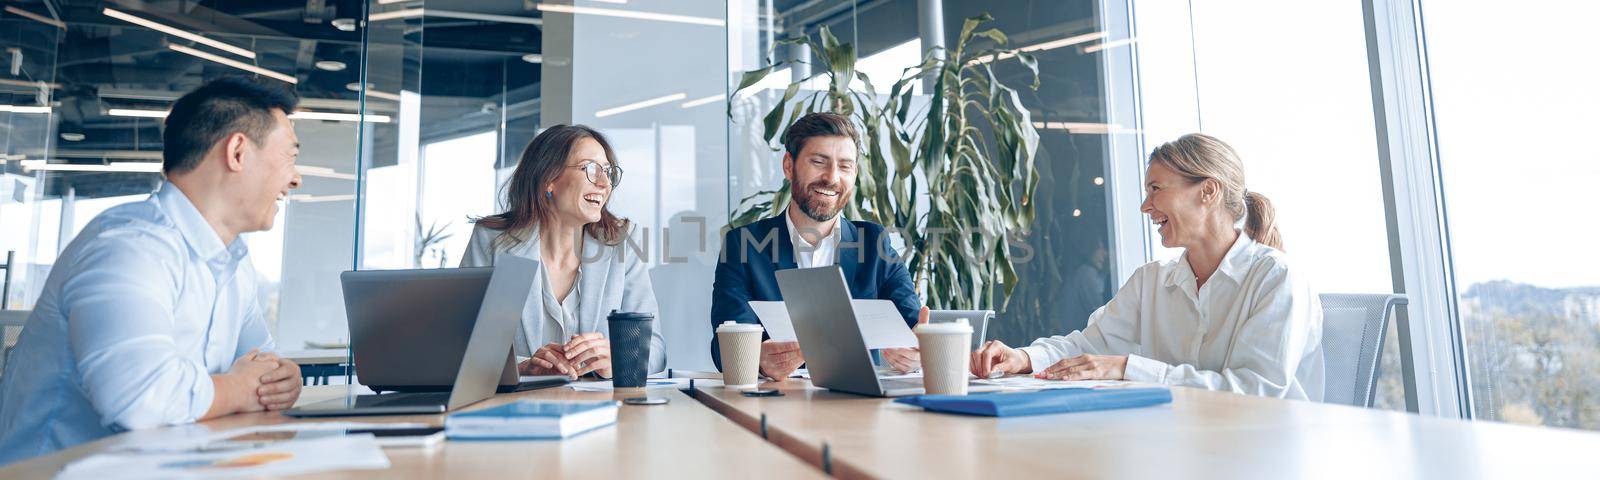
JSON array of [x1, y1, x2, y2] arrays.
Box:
[[1148, 133, 1283, 250], [476, 125, 629, 247], [783, 112, 860, 159]]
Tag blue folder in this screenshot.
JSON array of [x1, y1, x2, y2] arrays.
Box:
[[894, 388, 1172, 417]]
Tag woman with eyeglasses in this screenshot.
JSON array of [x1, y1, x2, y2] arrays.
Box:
[[461, 124, 664, 379]]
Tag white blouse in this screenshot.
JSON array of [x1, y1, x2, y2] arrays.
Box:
[[1020, 232, 1325, 400]]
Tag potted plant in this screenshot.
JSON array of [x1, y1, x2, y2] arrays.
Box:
[[729, 13, 1041, 311]]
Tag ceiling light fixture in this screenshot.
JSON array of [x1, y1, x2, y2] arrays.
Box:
[[295, 166, 358, 181], [367, 8, 423, 22], [289, 193, 358, 203], [331, 18, 357, 31], [1082, 38, 1137, 54], [5, 6, 65, 29], [366, 8, 543, 25], [534, 3, 723, 27], [109, 107, 387, 123], [314, 60, 347, 71], [289, 111, 392, 123], [1032, 121, 1118, 134], [169, 44, 297, 84], [679, 94, 723, 109], [521, 54, 543, 64], [969, 31, 1107, 65], [104, 8, 256, 59], [346, 83, 402, 102], [20, 160, 162, 173], [595, 92, 687, 118], [0, 104, 51, 114], [107, 108, 168, 118], [60, 132, 85, 142]]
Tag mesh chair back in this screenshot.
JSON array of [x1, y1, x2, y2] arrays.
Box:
[[1319, 294, 1405, 407], [0, 310, 29, 377]]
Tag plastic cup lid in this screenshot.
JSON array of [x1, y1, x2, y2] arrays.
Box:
[[915, 319, 972, 334], [716, 321, 764, 333], [608, 310, 654, 321]]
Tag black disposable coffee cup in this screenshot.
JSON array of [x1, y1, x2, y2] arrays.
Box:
[[607, 310, 654, 388]]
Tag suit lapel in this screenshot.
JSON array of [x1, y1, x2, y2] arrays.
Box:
[[578, 233, 613, 335], [512, 226, 548, 353], [773, 216, 799, 271], [838, 220, 862, 286]]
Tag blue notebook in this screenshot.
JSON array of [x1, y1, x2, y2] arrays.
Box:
[[894, 388, 1172, 417], [445, 400, 619, 440]]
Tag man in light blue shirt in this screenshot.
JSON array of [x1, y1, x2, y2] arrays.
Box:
[[0, 77, 306, 464]]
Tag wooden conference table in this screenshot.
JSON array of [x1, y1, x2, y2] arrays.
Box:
[[0, 384, 823, 479], [9, 377, 1600, 479], [692, 379, 1600, 479]]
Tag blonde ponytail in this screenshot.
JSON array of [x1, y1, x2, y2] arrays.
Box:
[[1243, 191, 1282, 250]]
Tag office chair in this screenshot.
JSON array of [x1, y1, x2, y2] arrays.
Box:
[[1318, 293, 1406, 408]]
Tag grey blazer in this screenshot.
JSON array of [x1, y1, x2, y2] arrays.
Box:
[[460, 223, 666, 374]]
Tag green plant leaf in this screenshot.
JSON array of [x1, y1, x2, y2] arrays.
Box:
[[762, 82, 802, 144], [973, 28, 1008, 47], [734, 64, 782, 96], [727, 12, 1041, 316], [1015, 52, 1041, 89]]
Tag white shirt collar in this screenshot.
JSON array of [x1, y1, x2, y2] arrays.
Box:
[[784, 208, 840, 249], [784, 207, 841, 268], [1162, 230, 1259, 288], [155, 181, 248, 266]]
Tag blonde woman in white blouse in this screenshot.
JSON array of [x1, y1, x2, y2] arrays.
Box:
[[972, 133, 1325, 400]]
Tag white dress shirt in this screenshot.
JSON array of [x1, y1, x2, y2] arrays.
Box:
[[0, 182, 274, 465], [1020, 232, 1325, 400], [785, 210, 840, 269]]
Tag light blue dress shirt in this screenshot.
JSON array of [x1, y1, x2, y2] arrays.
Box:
[[0, 182, 274, 465]]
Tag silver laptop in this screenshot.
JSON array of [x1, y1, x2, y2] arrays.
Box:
[[775, 266, 998, 397], [328, 263, 564, 394], [286, 256, 552, 417]]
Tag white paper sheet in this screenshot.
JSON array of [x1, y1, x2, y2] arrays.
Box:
[[113, 422, 433, 454], [748, 300, 918, 349], [566, 378, 717, 392], [59, 434, 390, 480], [972, 376, 1133, 391]]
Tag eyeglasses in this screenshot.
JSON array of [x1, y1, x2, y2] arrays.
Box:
[[571, 161, 623, 188]]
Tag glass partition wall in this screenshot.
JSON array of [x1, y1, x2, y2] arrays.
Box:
[[357, 0, 732, 371], [729, 0, 1131, 351], [1, 0, 1130, 378], [0, 1, 365, 377]]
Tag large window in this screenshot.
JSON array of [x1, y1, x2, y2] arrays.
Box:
[[9, 0, 1587, 421], [1423, 0, 1600, 428], [1132, 0, 1403, 408]]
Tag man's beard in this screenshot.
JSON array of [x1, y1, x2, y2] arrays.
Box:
[[794, 180, 849, 222]]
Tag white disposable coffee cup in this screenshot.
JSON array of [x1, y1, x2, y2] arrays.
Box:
[[915, 319, 973, 395], [716, 321, 765, 388]]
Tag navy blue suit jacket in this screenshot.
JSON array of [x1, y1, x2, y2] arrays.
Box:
[[710, 215, 921, 370]]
